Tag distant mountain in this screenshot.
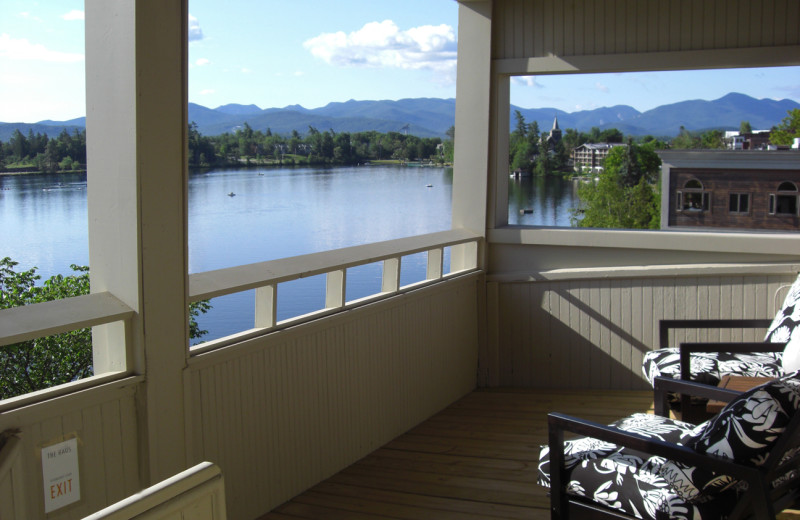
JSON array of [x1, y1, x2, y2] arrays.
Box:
[[615, 93, 799, 136], [213, 103, 263, 116], [2, 93, 798, 142], [0, 122, 84, 141]]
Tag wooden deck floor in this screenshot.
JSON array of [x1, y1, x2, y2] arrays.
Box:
[[257, 388, 655, 520]]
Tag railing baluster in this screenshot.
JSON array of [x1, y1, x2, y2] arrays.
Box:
[[254, 284, 277, 328], [427, 248, 443, 281], [325, 269, 346, 309], [382, 257, 401, 294]]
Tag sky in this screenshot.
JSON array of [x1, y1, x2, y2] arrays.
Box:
[[1, 0, 799, 123]]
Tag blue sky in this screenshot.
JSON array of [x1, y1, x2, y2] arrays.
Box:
[[1, 1, 798, 123]]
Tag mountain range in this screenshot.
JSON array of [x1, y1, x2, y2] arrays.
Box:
[[1, 93, 797, 142]]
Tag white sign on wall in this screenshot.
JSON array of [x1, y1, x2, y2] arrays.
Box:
[[41, 437, 81, 514]]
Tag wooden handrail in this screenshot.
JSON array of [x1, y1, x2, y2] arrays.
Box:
[[189, 228, 481, 302], [0, 292, 134, 347]]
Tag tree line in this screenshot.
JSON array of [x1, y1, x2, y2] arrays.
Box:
[[0, 128, 86, 173], [188, 122, 455, 168], [0, 124, 455, 173]]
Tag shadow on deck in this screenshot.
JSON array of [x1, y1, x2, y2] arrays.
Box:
[[258, 388, 655, 519]]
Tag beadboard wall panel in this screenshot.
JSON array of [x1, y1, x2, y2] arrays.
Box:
[[0, 379, 142, 520], [485, 273, 795, 389], [184, 274, 481, 520], [492, 0, 800, 60]]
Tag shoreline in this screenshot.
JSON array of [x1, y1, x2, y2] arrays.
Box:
[[0, 169, 87, 177]]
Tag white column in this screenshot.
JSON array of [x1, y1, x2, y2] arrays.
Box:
[[451, 0, 492, 271], [86, 0, 189, 484]]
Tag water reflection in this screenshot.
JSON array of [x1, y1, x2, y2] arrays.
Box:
[[2, 166, 583, 343], [508, 175, 582, 227]]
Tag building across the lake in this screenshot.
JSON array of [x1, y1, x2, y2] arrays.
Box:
[[724, 130, 773, 150], [660, 150, 800, 231], [572, 142, 627, 173]]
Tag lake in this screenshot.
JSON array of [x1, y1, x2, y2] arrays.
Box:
[[0, 166, 580, 341]]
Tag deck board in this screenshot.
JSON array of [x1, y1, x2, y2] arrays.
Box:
[[258, 388, 652, 519]]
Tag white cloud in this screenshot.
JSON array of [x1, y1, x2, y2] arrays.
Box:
[[188, 14, 204, 42], [595, 82, 609, 93], [195, 58, 211, 66], [200, 89, 215, 95], [61, 10, 84, 21], [512, 76, 542, 88], [19, 12, 43, 22], [303, 20, 456, 77], [241, 67, 252, 74], [0, 33, 83, 62]]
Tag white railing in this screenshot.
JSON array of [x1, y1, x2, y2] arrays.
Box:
[[0, 292, 136, 411], [188, 229, 482, 353], [0, 230, 482, 398]]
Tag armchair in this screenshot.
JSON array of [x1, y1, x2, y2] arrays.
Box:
[[642, 274, 800, 390], [538, 373, 800, 520]]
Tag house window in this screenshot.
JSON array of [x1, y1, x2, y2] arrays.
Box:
[[677, 179, 710, 212], [769, 182, 799, 216], [728, 193, 750, 214]]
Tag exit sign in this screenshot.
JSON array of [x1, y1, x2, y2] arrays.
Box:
[[41, 437, 81, 513]]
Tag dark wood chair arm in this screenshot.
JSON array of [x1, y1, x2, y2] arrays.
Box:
[[659, 319, 773, 349], [653, 376, 740, 417]]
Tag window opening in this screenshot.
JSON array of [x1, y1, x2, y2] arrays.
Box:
[[678, 179, 709, 212], [771, 182, 799, 216], [728, 193, 750, 214]]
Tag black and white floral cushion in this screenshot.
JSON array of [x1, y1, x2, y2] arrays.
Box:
[[537, 413, 740, 520], [642, 274, 800, 388], [766, 274, 800, 344], [658, 371, 800, 503], [641, 349, 783, 388]]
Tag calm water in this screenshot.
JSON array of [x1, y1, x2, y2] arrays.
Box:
[[0, 167, 579, 341], [508, 175, 582, 226]]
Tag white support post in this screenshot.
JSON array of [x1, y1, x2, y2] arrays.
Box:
[[86, 0, 189, 484], [426, 248, 444, 281], [451, 0, 492, 271], [381, 258, 401, 293], [254, 285, 277, 328], [325, 269, 346, 309]]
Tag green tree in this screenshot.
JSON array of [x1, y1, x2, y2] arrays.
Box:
[[9, 129, 28, 161], [671, 126, 699, 149], [770, 108, 800, 146], [740, 121, 752, 134], [700, 129, 725, 149], [0, 258, 211, 400], [573, 144, 661, 229]]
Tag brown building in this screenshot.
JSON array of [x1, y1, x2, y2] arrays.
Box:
[[660, 150, 800, 231]]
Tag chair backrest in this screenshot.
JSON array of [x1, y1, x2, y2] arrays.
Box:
[[767, 274, 800, 371], [765, 274, 800, 343]]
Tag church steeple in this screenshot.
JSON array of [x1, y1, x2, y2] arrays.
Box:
[[547, 115, 562, 146]]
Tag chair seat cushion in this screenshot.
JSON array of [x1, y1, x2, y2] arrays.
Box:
[[641, 348, 782, 388], [538, 413, 739, 520]]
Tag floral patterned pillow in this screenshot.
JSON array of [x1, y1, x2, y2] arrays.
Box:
[[765, 274, 800, 344], [658, 371, 800, 502]]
